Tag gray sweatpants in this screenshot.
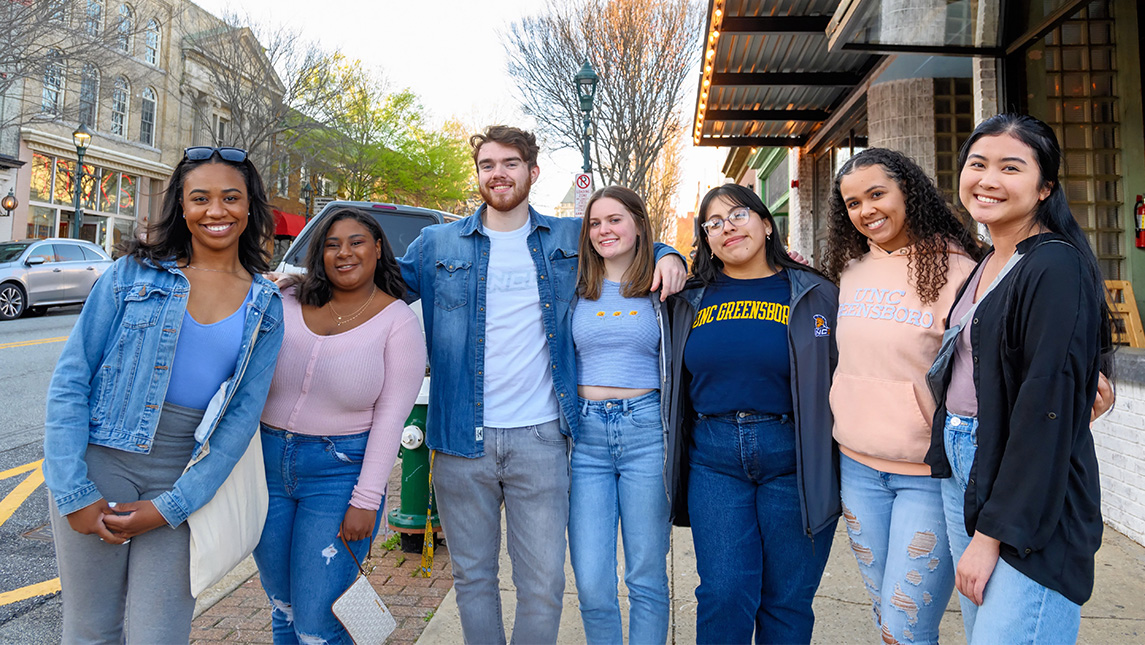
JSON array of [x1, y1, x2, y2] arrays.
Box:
[[50, 402, 201, 644]]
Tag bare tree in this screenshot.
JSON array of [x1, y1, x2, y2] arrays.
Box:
[[644, 117, 685, 242], [503, 0, 701, 198], [0, 0, 163, 141], [179, 11, 352, 168]]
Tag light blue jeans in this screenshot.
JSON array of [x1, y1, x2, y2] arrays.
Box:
[[941, 412, 1081, 644], [569, 391, 670, 645], [432, 419, 571, 645], [839, 452, 954, 645], [253, 426, 384, 645]]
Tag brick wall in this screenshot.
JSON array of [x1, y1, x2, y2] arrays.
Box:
[[868, 78, 937, 177], [1092, 351, 1145, 546]]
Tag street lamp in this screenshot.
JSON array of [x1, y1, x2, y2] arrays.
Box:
[[70, 124, 93, 239], [1, 189, 16, 217], [301, 181, 313, 221], [573, 59, 599, 174]]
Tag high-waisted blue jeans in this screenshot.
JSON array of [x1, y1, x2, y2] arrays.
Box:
[[688, 411, 834, 644], [569, 391, 670, 644], [253, 426, 384, 645], [941, 412, 1081, 644]]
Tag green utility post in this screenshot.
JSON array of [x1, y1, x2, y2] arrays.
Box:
[[386, 381, 441, 553]]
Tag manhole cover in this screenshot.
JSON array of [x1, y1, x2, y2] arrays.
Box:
[[23, 523, 53, 542]]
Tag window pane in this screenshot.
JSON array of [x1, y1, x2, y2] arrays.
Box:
[[54, 159, 75, 205], [100, 170, 119, 212], [118, 174, 137, 216], [27, 207, 56, 239], [53, 244, 86, 262], [30, 153, 54, 202]]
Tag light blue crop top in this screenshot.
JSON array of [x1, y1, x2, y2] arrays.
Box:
[[572, 280, 660, 389], [165, 286, 251, 410]]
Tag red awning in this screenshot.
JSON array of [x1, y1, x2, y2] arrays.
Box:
[[273, 209, 306, 237]]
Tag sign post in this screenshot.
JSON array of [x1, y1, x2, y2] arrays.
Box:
[[573, 173, 593, 218]]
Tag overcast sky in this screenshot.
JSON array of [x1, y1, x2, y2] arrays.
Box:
[[190, 0, 724, 214]]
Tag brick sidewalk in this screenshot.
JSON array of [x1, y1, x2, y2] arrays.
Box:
[[190, 467, 452, 644]]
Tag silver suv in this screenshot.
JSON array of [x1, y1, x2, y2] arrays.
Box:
[[0, 238, 113, 320]]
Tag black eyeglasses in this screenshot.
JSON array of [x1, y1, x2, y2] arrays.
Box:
[[183, 146, 248, 163]]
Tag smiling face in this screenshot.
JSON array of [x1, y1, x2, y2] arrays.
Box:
[[323, 217, 382, 293], [959, 133, 1051, 235], [839, 163, 913, 252], [587, 197, 639, 265], [476, 141, 538, 214], [703, 194, 773, 278], [181, 162, 249, 257]]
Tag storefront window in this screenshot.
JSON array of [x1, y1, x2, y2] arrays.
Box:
[[81, 164, 99, 211], [100, 170, 119, 213], [53, 159, 74, 205], [27, 206, 56, 239], [118, 173, 136, 216], [111, 217, 135, 255], [30, 153, 54, 203]]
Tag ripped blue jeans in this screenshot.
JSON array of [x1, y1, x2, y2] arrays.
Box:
[[840, 452, 954, 645], [253, 425, 384, 645]]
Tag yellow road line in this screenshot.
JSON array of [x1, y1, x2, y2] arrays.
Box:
[[0, 459, 42, 480], [0, 336, 68, 350], [0, 464, 44, 528], [0, 578, 61, 606]]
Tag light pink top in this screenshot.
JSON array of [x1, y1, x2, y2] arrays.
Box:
[[261, 288, 427, 510]]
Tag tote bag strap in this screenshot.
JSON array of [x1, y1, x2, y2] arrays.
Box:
[[955, 249, 1025, 330]]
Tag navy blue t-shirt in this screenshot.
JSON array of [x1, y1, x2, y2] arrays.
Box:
[[684, 271, 793, 415]]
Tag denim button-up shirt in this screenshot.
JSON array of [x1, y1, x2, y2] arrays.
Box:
[[399, 205, 680, 458], [43, 256, 283, 526]]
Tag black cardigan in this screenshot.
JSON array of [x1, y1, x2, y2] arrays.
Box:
[[925, 233, 1104, 606]]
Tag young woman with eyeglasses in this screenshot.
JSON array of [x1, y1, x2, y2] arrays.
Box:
[[926, 114, 1114, 643], [252, 207, 426, 643], [666, 183, 840, 644], [43, 146, 284, 642]]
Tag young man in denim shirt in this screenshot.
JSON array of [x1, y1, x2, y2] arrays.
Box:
[[398, 126, 685, 644]]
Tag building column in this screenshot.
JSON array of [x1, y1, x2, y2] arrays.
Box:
[[867, 78, 938, 177], [788, 147, 815, 259]]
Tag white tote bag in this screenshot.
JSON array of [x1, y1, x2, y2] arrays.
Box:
[[185, 365, 269, 597]]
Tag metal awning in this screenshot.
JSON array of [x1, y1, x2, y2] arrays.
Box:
[[692, 0, 884, 148]]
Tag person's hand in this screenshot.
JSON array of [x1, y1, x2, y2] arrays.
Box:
[[1091, 371, 1114, 422], [956, 532, 1001, 605], [101, 500, 168, 540], [651, 254, 687, 300], [65, 499, 124, 544], [788, 249, 809, 266], [338, 506, 378, 543]]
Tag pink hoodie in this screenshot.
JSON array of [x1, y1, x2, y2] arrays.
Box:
[[830, 240, 976, 475]]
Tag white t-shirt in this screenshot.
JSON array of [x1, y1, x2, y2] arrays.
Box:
[[481, 223, 561, 428]]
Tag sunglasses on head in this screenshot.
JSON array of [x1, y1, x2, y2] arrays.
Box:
[[183, 146, 248, 163]]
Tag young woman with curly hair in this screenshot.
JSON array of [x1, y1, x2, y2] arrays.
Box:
[[824, 148, 982, 644]]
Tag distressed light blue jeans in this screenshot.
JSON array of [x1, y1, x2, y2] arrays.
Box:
[[569, 391, 670, 645], [840, 452, 954, 644], [253, 426, 384, 645], [941, 412, 1081, 644], [432, 419, 571, 645]]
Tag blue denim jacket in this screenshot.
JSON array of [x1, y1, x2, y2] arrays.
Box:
[[43, 255, 283, 526], [398, 205, 681, 458]]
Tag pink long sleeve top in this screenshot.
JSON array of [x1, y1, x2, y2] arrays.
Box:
[[261, 287, 427, 510]]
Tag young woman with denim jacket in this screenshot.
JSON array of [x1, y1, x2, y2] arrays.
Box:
[[926, 114, 1114, 643], [253, 208, 425, 643], [43, 147, 284, 643], [567, 186, 674, 644], [821, 148, 983, 645], [666, 183, 839, 644]]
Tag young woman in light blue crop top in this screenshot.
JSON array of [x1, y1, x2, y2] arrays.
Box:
[[569, 185, 671, 644]]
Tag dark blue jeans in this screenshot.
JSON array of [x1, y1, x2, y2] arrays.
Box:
[[253, 426, 384, 645], [688, 412, 833, 644]]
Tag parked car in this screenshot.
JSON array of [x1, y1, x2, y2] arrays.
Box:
[[276, 201, 448, 275], [0, 238, 113, 320]]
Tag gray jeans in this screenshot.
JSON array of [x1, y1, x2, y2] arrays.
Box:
[[50, 402, 200, 644], [433, 419, 571, 645]]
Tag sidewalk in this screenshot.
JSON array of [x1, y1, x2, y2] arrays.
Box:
[[191, 459, 1145, 644]]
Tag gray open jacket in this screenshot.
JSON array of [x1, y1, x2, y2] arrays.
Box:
[[664, 269, 841, 535]]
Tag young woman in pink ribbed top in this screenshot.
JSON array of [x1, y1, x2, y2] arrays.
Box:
[[252, 208, 426, 643], [824, 148, 983, 645]]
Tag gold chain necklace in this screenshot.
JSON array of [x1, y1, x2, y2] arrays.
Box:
[[181, 264, 244, 275], [328, 285, 377, 326]]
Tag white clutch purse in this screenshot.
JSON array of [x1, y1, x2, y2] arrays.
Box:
[[332, 536, 397, 644]]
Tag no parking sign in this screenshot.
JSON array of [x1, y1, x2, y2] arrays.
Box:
[[573, 173, 593, 218]]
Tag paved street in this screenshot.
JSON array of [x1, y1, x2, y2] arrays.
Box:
[[0, 306, 80, 644]]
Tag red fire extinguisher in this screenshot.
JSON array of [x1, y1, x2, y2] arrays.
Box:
[[1136, 194, 1145, 249]]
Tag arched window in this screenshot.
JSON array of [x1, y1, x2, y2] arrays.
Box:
[[85, 0, 103, 36], [144, 19, 160, 65], [41, 51, 65, 114], [111, 77, 129, 137], [79, 64, 100, 127], [116, 4, 133, 53], [140, 87, 156, 146]]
